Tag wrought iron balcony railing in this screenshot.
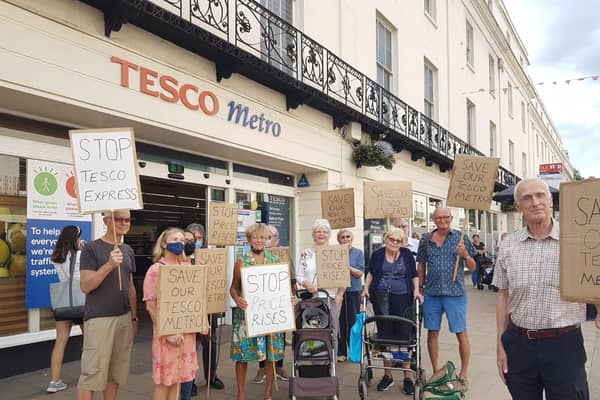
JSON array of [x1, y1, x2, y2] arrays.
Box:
[[89, 0, 519, 188]]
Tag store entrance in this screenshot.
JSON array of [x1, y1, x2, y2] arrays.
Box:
[[125, 176, 208, 279]]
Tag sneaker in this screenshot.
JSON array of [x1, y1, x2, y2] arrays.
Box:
[[337, 355, 347, 363], [276, 368, 289, 381], [458, 377, 469, 392], [376, 375, 394, 391], [403, 379, 415, 395], [253, 369, 266, 384], [47, 380, 68, 393]]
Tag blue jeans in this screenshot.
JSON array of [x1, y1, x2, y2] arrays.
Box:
[[471, 268, 480, 286], [180, 380, 193, 400]]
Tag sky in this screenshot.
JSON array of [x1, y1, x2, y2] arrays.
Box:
[[503, 0, 600, 178]]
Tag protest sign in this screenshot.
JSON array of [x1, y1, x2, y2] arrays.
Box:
[[69, 128, 143, 213], [195, 248, 228, 314], [321, 188, 355, 229], [157, 265, 209, 336], [315, 244, 350, 288], [268, 247, 290, 264], [364, 181, 412, 219], [559, 179, 600, 303], [446, 154, 500, 211], [241, 263, 295, 338], [208, 202, 238, 246]]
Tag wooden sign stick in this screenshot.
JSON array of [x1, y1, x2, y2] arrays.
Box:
[[207, 315, 212, 400], [110, 212, 123, 291], [452, 209, 469, 282], [271, 333, 279, 392]]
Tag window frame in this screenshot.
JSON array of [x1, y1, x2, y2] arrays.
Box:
[[489, 121, 497, 157], [488, 55, 496, 97], [466, 20, 475, 68], [376, 18, 395, 92], [424, 60, 437, 120], [466, 99, 476, 146], [424, 0, 436, 21]]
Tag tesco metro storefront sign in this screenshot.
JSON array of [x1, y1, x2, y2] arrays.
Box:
[[111, 56, 282, 137]]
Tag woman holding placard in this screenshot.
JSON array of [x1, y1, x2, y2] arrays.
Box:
[[143, 227, 199, 400], [229, 223, 283, 400]]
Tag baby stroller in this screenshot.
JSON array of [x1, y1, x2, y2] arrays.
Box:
[[476, 254, 497, 291], [289, 289, 339, 400], [358, 298, 425, 400]]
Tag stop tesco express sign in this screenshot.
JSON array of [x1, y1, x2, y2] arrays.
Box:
[[111, 56, 282, 137]]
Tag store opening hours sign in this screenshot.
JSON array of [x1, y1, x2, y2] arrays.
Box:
[[69, 128, 143, 213]]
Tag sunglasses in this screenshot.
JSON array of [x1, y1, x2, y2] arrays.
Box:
[[340, 235, 352, 239]]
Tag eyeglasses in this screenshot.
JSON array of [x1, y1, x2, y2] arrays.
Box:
[[114, 217, 131, 223], [387, 237, 402, 244], [434, 215, 451, 221]]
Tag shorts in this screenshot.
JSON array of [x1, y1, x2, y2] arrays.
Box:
[[54, 315, 84, 326], [78, 313, 133, 391], [423, 294, 467, 333]]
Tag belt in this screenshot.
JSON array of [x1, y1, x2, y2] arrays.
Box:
[[507, 319, 580, 340]]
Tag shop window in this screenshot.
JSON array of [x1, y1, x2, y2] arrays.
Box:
[[0, 155, 56, 336]]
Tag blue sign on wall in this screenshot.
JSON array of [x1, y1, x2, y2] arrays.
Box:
[[25, 219, 92, 309]]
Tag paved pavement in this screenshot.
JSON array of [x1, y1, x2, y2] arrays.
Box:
[[3, 277, 599, 399]]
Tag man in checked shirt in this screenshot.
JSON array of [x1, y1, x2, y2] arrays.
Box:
[[494, 177, 600, 399]]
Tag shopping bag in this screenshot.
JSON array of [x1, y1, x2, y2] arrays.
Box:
[[49, 251, 85, 320], [348, 311, 367, 363]]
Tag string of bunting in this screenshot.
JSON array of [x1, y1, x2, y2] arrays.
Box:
[[462, 74, 599, 95]]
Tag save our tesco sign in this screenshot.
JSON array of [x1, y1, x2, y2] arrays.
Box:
[[111, 56, 282, 137]]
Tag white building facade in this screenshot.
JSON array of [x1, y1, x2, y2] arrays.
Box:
[[0, 0, 570, 372]]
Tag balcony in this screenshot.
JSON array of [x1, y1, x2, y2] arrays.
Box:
[[81, 0, 518, 189]]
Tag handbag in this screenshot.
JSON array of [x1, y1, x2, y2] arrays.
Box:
[[49, 250, 85, 320], [420, 361, 465, 400]]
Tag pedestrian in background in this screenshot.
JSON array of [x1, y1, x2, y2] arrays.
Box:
[[47, 225, 84, 393]]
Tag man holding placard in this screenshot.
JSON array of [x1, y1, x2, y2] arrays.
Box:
[[77, 210, 137, 400], [416, 207, 476, 391], [494, 178, 600, 399]]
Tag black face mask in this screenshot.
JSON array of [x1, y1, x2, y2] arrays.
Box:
[[184, 242, 195, 257], [251, 247, 264, 255]]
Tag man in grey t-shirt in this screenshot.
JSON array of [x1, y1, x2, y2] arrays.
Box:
[[77, 210, 137, 400]]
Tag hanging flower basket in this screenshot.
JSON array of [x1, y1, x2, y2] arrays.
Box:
[[352, 141, 396, 170]]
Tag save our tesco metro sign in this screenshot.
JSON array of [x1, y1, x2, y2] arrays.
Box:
[[110, 56, 282, 137]]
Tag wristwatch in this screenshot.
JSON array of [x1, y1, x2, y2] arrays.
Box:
[[132, 317, 139, 322]]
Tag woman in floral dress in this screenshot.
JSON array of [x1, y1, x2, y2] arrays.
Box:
[[144, 227, 204, 400], [229, 223, 284, 400]]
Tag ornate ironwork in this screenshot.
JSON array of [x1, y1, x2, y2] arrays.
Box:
[[190, 0, 228, 36], [89, 0, 520, 188]]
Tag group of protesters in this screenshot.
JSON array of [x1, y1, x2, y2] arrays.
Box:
[[48, 177, 599, 400]]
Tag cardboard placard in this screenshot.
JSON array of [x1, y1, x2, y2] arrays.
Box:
[[363, 181, 412, 219], [446, 154, 500, 211], [315, 244, 351, 288], [157, 265, 209, 336], [208, 202, 238, 246], [195, 248, 228, 314], [241, 263, 295, 338], [321, 188, 355, 229], [559, 179, 600, 303], [69, 128, 143, 213], [268, 247, 291, 264]]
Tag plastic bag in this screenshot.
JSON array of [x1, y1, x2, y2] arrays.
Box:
[[348, 311, 367, 363]]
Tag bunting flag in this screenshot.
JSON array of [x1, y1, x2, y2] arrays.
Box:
[[462, 74, 600, 95]]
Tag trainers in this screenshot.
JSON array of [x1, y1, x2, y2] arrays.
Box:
[[337, 355, 347, 363], [253, 369, 266, 384], [47, 380, 68, 393], [458, 377, 469, 392], [376, 375, 394, 391], [403, 379, 415, 395], [210, 376, 225, 390], [276, 368, 289, 381]]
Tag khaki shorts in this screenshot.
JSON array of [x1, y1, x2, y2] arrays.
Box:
[[78, 313, 133, 391]]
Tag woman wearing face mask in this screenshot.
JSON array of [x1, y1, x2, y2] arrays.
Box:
[[229, 223, 283, 400], [143, 227, 200, 400]]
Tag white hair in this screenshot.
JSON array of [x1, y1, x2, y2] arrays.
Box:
[[312, 219, 331, 234], [513, 178, 551, 202]]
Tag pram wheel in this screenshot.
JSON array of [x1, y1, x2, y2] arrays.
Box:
[[413, 381, 423, 400]]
